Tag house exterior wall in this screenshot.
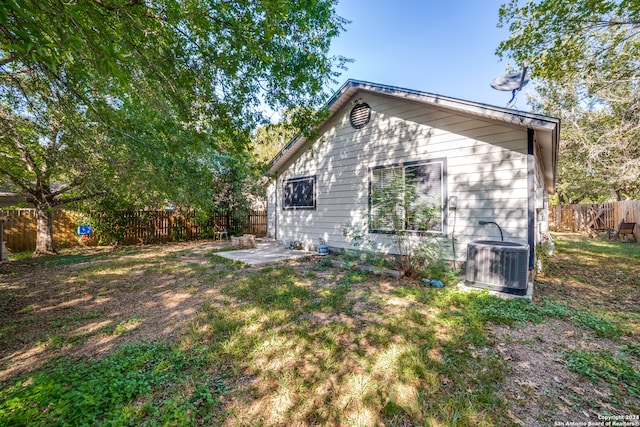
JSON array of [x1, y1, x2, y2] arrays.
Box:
[[267, 92, 532, 261], [534, 141, 550, 246]]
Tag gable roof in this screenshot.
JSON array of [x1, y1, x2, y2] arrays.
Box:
[[268, 79, 560, 193]]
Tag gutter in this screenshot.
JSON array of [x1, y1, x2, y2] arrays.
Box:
[[267, 79, 560, 179]]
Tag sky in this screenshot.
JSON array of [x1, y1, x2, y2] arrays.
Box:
[[327, 0, 531, 110]]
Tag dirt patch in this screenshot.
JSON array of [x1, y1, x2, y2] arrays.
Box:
[[490, 319, 639, 426], [2, 238, 638, 425], [0, 242, 228, 382]]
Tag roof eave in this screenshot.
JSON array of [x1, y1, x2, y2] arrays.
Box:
[[267, 80, 560, 179]]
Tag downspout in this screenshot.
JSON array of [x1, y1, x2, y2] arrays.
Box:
[[274, 172, 278, 240], [527, 128, 535, 270]]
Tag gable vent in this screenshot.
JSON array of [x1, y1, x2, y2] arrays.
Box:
[[349, 102, 371, 129]]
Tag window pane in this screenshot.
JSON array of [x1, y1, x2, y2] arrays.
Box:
[[406, 162, 443, 232], [370, 167, 404, 231], [369, 161, 444, 233], [283, 176, 315, 209]]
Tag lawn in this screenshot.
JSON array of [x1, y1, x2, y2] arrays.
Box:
[[0, 234, 638, 426]]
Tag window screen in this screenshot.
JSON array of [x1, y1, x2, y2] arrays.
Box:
[[370, 160, 445, 233], [406, 162, 443, 232], [283, 176, 316, 210]]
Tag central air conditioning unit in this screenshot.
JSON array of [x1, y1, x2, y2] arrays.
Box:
[[465, 240, 530, 295]]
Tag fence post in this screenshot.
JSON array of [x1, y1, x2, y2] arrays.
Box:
[[0, 220, 6, 261], [1, 208, 269, 251]]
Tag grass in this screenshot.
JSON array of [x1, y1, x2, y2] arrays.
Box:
[[7, 251, 33, 261], [179, 269, 516, 425], [565, 349, 640, 396], [0, 343, 224, 426], [1, 233, 638, 425]]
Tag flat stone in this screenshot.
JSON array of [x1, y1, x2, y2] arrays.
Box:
[[214, 241, 311, 266], [356, 264, 403, 278], [328, 259, 403, 278]]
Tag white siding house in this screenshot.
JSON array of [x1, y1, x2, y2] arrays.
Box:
[[266, 80, 559, 271]]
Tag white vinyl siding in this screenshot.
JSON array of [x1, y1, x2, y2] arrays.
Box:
[[266, 182, 276, 238], [269, 92, 530, 257]]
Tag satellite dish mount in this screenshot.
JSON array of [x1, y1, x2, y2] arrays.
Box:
[[490, 62, 529, 107]]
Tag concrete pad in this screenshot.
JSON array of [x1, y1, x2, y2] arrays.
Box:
[[456, 281, 534, 301], [215, 241, 312, 266]]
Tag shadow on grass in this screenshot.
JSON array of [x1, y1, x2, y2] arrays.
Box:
[[0, 343, 225, 425], [536, 233, 640, 334], [2, 235, 638, 425], [182, 266, 513, 426]]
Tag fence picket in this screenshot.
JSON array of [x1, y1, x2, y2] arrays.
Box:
[[548, 201, 640, 241], [2, 209, 267, 252]]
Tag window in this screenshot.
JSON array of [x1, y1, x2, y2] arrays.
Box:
[[369, 159, 446, 234], [283, 176, 316, 210]]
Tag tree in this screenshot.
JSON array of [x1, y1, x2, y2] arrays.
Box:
[[252, 115, 299, 171], [0, 0, 348, 253], [206, 118, 297, 225], [497, 0, 640, 201]]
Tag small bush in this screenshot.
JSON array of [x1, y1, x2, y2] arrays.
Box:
[[420, 259, 460, 285]]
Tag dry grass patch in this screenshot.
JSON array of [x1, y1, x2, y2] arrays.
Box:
[[1, 234, 638, 426], [0, 242, 228, 380]]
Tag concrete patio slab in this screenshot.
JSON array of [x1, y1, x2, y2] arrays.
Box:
[[215, 241, 313, 266], [456, 281, 534, 301]]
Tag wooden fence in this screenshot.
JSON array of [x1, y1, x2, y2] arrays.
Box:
[[1, 209, 267, 252], [548, 200, 640, 241], [2, 210, 80, 252]]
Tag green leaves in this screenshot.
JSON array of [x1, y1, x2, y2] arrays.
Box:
[[497, 0, 640, 200], [565, 349, 640, 395], [0, 343, 219, 426], [0, 0, 348, 249]]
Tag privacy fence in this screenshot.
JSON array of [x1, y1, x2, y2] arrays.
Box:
[[1, 209, 267, 253], [548, 200, 640, 241]]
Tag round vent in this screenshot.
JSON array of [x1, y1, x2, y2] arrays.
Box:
[[349, 102, 371, 129]]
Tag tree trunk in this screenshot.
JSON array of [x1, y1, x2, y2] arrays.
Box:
[[35, 206, 57, 255]]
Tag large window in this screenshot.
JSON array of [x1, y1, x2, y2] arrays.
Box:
[[369, 159, 446, 234], [283, 176, 316, 210]]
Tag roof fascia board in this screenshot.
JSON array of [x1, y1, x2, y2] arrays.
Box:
[[268, 79, 559, 175]]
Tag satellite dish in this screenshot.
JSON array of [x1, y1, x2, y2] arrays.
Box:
[[490, 64, 529, 106]]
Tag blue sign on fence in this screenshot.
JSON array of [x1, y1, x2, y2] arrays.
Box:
[[77, 225, 92, 236]]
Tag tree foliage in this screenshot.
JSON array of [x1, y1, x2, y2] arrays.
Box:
[[252, 115, 299, 171], [497, 0, 640, 202], [0, 0, 347, 252]]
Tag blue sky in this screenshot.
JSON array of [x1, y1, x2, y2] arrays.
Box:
[[328, 0, 530, 110]]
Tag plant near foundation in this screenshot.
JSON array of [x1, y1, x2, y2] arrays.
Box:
[[368, 170, 446, 276]]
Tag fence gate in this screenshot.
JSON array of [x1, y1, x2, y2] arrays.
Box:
[[548, 201, 640, 241]]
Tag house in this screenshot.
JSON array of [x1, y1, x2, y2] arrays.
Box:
[[0, 190, 31, 208], [266, 79, 559, 274]]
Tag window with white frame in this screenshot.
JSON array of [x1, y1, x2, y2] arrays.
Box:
[[369, 159, 446, 234]]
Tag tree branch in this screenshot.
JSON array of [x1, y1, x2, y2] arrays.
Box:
[[92, 0, 145, 11], [0, 166, 32, 191], [53, 190, 106, 206]]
